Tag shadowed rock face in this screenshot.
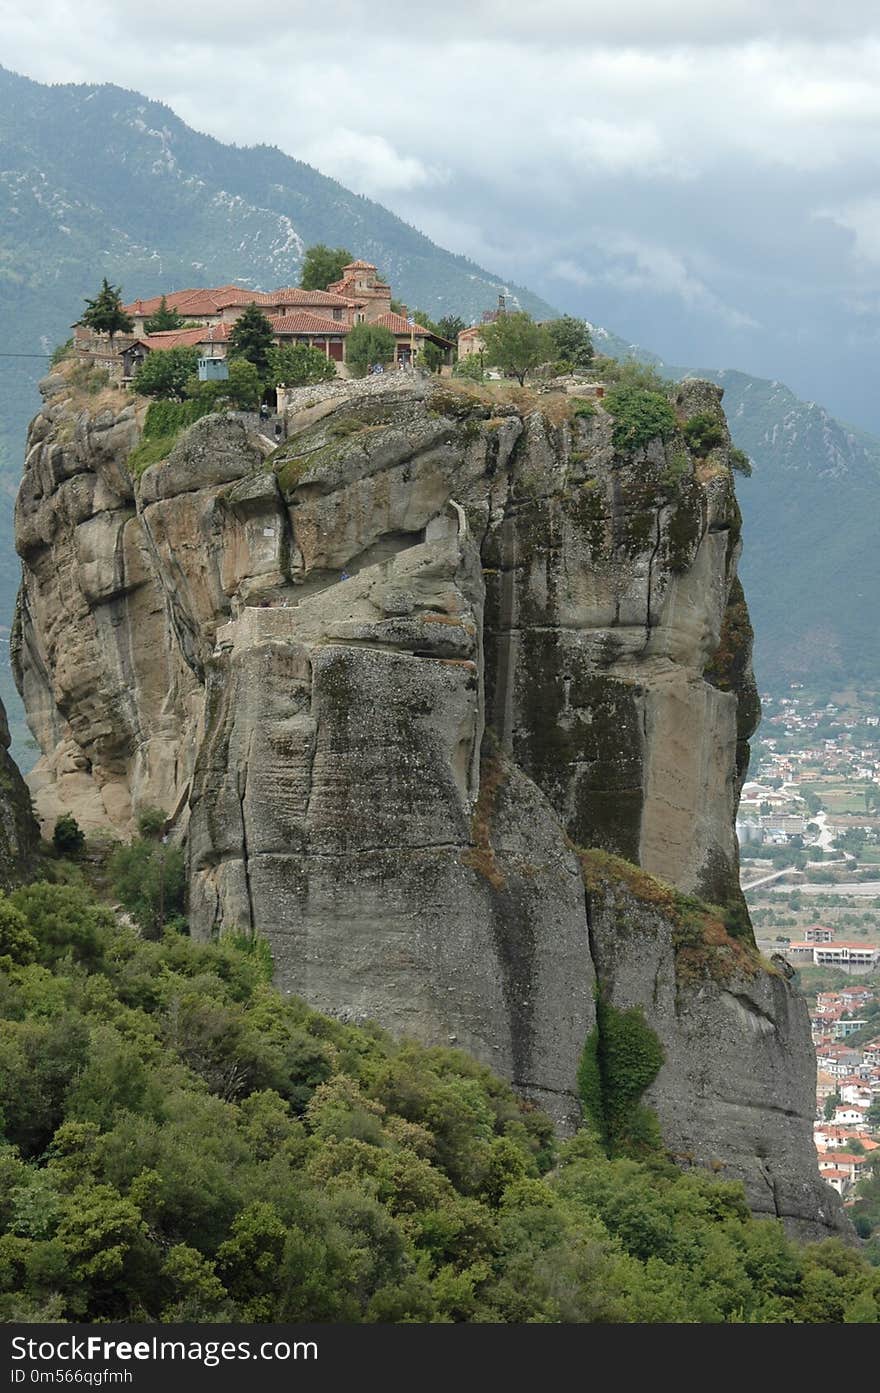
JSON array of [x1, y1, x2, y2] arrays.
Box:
[[0, 696, 39, 887], [13, 369, 846, 1238]]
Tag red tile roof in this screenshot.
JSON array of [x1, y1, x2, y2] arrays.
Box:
[[269, 287, 360, 308], [375, 312, 454, 345], [375, 311, 432, 337], [126, 286, 364, 319], [270, 313, 351, 335], [126, 324, 232, 352], [125, 286, 256, 317]]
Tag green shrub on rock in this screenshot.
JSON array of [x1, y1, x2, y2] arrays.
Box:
[[604, 385, 677, 455], [683, 411, 725, 454], [52, 814, 84, 857]]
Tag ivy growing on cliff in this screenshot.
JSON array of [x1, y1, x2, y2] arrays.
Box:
[[578, 997, 664, 1158]]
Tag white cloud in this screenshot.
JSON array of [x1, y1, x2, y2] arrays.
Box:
[[553, 238, 759, 330], [297, 129, 443, 197], [814, 200, 880, 265], [553, 117, 693, 179]]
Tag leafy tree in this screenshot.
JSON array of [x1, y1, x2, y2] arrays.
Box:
[[603, 385, 677, 455], [144, 296, 185, 334], [420, 341, 444, 374], [0, 896, 37, 965], [345, 323, 397, 378], [134, 347, 200, 401], [481, 311, 553, 386], [595, 356, 670, 392], [436, 315, 467, 346], [453, 355, 485, 382], [823, 1091, 841, 1121], [545, 315, 594, 370], [137, 808, 167, 840], [228, 304, 276, 374], [79, 279, 134, 342], [267, 344, 336, 388], [109, 838, 185, 939], [223, 359, 263, 410], [410, 309, 439, 336], [9, 883, 113, 969], [2, 881, 880, 1324], [299, 245, 353, 292], [187, 359, 262, 411], [52, 814, 84, 857], [579, 1001, 664, 1157]]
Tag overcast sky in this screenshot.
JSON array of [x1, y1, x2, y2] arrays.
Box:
[[2, 0, 880, 431]]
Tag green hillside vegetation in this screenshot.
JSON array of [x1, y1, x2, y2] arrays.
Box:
[[1, 875, 879, 1323]]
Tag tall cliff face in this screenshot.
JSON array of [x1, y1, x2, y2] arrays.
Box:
[[13, 367, 844, 1240]]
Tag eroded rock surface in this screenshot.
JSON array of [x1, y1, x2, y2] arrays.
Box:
[[12, 369, 844, 1237]]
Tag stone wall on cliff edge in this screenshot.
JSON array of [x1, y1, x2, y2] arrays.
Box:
[[11, 363, 847, 1239]]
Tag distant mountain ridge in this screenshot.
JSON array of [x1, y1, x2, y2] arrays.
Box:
[[0, 64, 877, 762]]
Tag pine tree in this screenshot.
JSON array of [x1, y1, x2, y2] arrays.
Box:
[[228, 304, 276, 374], [144, 296, 184, 334], [80, 279, 134, 342], [436, 315, 467, 345], [545, 315, 594, 370]]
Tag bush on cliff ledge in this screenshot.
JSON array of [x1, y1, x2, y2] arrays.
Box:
[[0, 882, 878, 1322], [604, 384, 677, 456]]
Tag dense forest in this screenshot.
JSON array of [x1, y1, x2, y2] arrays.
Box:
[[1, 865, 879, 1323]]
